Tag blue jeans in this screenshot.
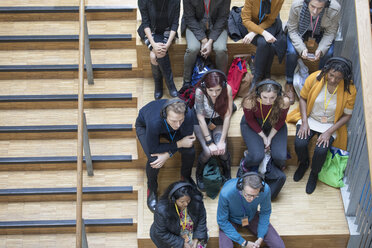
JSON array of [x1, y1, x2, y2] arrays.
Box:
[[285, 35, 334, 84]]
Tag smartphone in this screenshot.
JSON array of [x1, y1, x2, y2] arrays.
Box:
[[307, 53, 316, 59]]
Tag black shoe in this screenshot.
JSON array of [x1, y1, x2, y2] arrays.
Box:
[[293, 160, 309, 182], [306, 171, 318, 194], [147, 189, 158, 213], [195, 159, 205, 191], [220, 152, 231, 181], [151, 64, 163, 100], [157, 55, 178, 97]]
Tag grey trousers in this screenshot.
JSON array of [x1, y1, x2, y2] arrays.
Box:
[[183, 28, 228, 82]]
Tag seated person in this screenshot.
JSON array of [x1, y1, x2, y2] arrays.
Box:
[[241, 0, 286, 88], [240, 79, 289, 200], [150, 181, 208, 248], [287, 57, 356, 194], [193, 70, 233, 191], [136, 99, 196, 212], [137, 0, 180, 99], [217, 173, 285, 248], [285, 0, 341, 104], [181, 0, 231, 86]]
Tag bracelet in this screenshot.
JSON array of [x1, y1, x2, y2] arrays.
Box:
[[204, 134, 211, 137], [242, 240, 248, 247], [205, 139, 213, 146]]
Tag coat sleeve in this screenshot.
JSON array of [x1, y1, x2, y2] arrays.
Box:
[[192, 200, 208, 240], [170, 0, 181, 32], [152, 210, 185, 247], [146, 122, 178, 154], [183, 0, 207, 41], [317, 6, 340, 56], [258, 0, 284, 32], [287, 1, 307, 54], [138, 0, 151, 30], [209, 0, 231, 41], [257, 188, 272, 238]]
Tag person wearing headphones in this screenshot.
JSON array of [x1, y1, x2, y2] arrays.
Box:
[[217, 173, 285, 248], [240, 80, 289, 200], [193, 70, 233, 191], [136, 99, 196, 212], [285, 0, 341, 104], [150, 181, 208, 248], [287, 57, 356, 194]]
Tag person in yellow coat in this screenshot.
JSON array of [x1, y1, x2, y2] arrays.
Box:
[[286, 57, 356, 194]]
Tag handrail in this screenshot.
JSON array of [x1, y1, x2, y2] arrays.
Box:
[[355, 0, 372, 188], [76, 0, 85, 247]]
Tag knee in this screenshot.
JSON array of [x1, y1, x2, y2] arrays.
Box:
[[272, 152, 287, 167], [295, 136, 309, 150], [245, 150, 265, 166], [256, 37, 269, 48], [314, 145, 329, 156], [186, 43, 200, 55], [213, 43, 227, 54], [150, 52, 158, 65], [180, 146, 195, 156]]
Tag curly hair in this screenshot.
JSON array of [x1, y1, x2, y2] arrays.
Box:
[[316, 57, 353, 93], [241, 80, 284, 127], [195, 71, 229, 118]]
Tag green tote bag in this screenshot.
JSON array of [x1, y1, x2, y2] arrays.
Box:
[[318, 147, 349, 188]]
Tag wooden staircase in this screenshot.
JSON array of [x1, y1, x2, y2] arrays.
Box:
[[0, 0, 350, 247]]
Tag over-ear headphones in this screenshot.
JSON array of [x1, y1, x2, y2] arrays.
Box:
[[236, 172, 265, 192], [200, 69, 227, 89], [255, 79, 282, 96], [324, 56, 353, 82], [305, 0, 331, 8], [160, 98, 188, 119], [168, 182, 193, 202]]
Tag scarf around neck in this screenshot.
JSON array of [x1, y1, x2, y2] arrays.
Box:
[[298, 1, 325, 37]]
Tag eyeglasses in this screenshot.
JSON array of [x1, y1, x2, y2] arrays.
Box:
[[241, 190, 259, 199]]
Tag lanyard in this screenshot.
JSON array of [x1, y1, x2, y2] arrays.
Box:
[[238, 192, 248, 217], [324, 81, 338, 113], [164, 119, 177, 143], [175, 203, 187, 230], [259, 99, 272, 127], [258, 0, 266, 24], [203, 0, 211, 17], [310, 15, 320, 37]]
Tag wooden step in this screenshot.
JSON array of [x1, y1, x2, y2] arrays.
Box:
[[0, 124, 134, 139], [0, 186, 136, 202], [0, 49, 137, 79], [0, 218, 136, 234], [0, 93, 136, 109], [0, 232, 138, 248], [0, 6, 137, 21], [138, 166, 349, 248]]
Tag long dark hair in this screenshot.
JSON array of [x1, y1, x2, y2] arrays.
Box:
[[158, 181, 203, 222], [316, 58, 353, 93], [196, 71, 229, 118], [241, 80, 284, 126]]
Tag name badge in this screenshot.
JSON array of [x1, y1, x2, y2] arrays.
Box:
[[321, 116, 328, 123], [241, 217, 249, 227], [307, 37, 316, 48], [208, 122, 216, 131]]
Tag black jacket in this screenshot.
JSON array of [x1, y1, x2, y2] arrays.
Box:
[[150, 194, 208, 248], [135, 99, 194, 155], [228, 6, 248, 42], [137, 0, 181, 40], [181, 0, 231, 41]]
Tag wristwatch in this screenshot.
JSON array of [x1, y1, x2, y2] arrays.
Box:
[[168, 151, 173, 158], [205, 139, 213, 146], [241, 240, 248, 247]]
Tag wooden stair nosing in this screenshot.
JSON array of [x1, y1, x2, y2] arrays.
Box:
[[0, 155, 132, 164], [0, 93, 132, 102], [0, 124, 132, 133], [0, 218, 133, 228], [0, 6, 136, 13], [0, 64, 132, 72], [0, 186, 133, 196], [0, 34, 132, 42]]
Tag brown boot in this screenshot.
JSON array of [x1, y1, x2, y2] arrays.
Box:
[[285, 83, 295, 105]]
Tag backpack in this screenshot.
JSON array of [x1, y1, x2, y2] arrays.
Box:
[[178, 84, 196, 109], [203, 157, 224, 199]]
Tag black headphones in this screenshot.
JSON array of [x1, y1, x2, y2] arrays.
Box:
[[305, 0, 331, 8], [255, 79, 282, 96], [200, 69, 228, 89], [168, 182, 193, 203], [236, 172, 265, 192], [324, 56, 353, 82], [160, 98, 188, 119]]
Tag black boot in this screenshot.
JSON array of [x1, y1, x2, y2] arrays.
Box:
[[195, 157, 206, 191], [151, 63, 163, 100], [157, 54, 178, 97], [147, 189, 158, 213], [306, 170, 318, 194], [293, 160, 309, 182], [220, 152, 231, 181]]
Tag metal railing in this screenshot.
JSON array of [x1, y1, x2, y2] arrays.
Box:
[[335, 0, 372, 247]]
